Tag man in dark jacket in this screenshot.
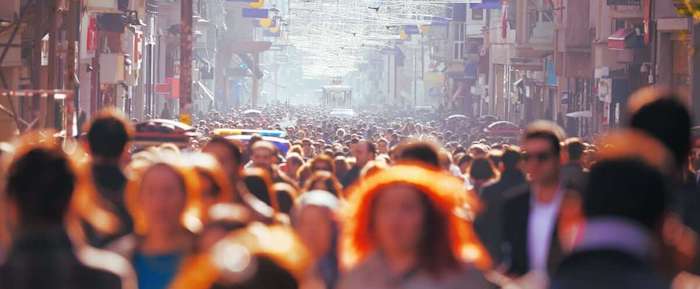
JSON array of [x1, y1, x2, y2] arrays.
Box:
[[475, 146, 526, 264], [550, 157, 671, 289], [501, 121, 566, 277], [0, 145, 136, 289], [85, 109, 134, 246]]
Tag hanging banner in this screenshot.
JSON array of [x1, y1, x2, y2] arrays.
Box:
[[80, 14, 98, 59]]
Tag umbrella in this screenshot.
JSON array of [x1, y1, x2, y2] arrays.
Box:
[[447, 114, 469, 121], [479, 115, 499, 123], [134, 119, 199, 145], [243, 109, 263, 117], [566, 111, 593, 118], [135, 119, 196, 134], [484, 121, 521, 136]]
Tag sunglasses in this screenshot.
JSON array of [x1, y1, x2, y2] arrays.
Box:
[[523, 151, 555, 163]]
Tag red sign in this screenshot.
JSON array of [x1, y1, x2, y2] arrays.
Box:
[[154, 83, 170, 94], [87, 16, 97, 52]]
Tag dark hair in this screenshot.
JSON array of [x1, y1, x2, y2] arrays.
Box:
[[86, 110, 132, 159], [7, 147, 76, 224], [394, 141, 440, 168], [303, 171, 343, 198], [501, 147, 521, 170], [310, 154, 336, 175], [360, 140, 377, 155], [565, 138, 585, 161], [457, 153, 472, 167], [524, 130, 561, 156], [207, 136, 243, 166], [629, 97, 691, 169], [469, 158, 496, 181], [584, 158, 668, 229]]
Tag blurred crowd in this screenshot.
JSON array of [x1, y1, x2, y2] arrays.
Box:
[[0, 86, 700, 289]]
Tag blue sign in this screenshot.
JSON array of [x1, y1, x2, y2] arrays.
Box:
[[242, 8, 269, 19]]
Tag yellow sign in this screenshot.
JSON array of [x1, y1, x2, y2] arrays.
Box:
[[179, 113, 192, 125]]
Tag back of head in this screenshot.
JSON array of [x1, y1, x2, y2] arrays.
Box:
[[7, 146, 75, 225], [584, 158, 668, 229], [469, 158, 496, 181], [207, 136, 243, 165], [501, 147, 521, 171], [564, 138, 585, 162], [86, 109, 133, 159], [394, 141, 440, 168], [627, 87, 691, 169]]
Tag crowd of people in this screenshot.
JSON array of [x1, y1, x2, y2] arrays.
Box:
[[0, 86, 699, 289]]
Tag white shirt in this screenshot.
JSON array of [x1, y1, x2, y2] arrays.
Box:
[[527, 187, 564, 272]]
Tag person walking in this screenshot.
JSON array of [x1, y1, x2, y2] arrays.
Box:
[[501, 121, 566, 278], [474, 147, 526, 264], [0, 141, 136, 289], [338, 164, 491, 289]]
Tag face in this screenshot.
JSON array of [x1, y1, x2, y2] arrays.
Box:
[[287, 161, 302, 177], [203, 143, 240, 181], [372, 184, 425, 256], [377, 141, 389, 154], [140, 165, 187, 233], [295, 206, 334, 259], [352, 143, 373, 167], [252, 147, 275, 169], [313, 162, 332, 172], [523, 138, 560, 185]]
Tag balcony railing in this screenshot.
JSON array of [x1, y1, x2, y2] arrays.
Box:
[[607, 0, 640, 6]]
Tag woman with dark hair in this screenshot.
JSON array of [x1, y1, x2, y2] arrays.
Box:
[[303, 171, 343, 198], [338, 165, 490, 289], [468, 158, 499, 194]]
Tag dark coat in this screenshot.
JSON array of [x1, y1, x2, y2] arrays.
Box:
[[501, 186, 564, 276], [474, 169, 526, 263], [550, 250, 669, 289], [0, 227, 136, 289]]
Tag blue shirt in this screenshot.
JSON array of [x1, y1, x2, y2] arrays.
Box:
[[133, 251, 184, 289]]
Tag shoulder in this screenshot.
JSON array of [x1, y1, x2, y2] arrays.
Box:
[[445, 265, 491, 289], [337, 255, 385, 289], [75, 246, 138, 289], [105, 234, 139, 259], [552, 250, 668, 289], [502, 185, 530, 208]]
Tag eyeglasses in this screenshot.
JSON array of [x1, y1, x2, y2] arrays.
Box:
[[523, 151, 555, 163]]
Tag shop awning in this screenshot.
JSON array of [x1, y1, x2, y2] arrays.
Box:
[[608, 28, 644, 50]]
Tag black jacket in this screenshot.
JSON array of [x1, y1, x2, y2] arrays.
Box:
[[0, 227, 136, 289], [474, 169, 526, 263], [501, 186, 564, 276], [550, 250, 669, 289]]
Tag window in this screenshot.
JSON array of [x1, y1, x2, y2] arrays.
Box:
[[472, 8, 484, 20]]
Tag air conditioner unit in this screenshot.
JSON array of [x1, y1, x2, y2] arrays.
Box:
[[99, 53, 125, 84], [86, 0, 119, 13]]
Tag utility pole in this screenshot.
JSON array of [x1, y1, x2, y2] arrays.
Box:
[[252, 52, 259, 107], [180, 0, 193, 124], [65, 0, 79, 136]]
